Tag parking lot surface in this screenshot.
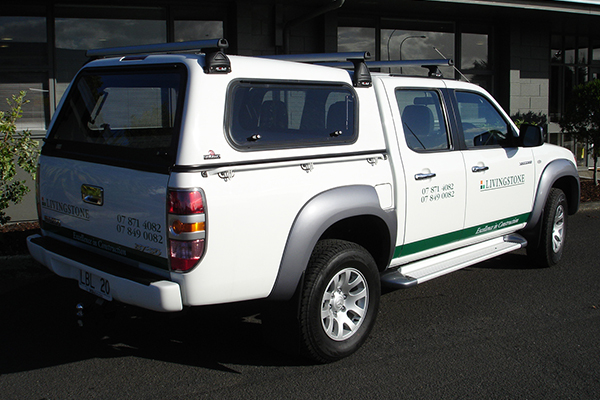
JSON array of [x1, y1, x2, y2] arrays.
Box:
[[1, 206, 599, 399]]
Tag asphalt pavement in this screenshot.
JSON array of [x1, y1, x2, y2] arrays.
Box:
[[1, 206, 599, 399]]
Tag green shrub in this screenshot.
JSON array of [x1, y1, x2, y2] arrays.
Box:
[[0, 91, 40, 224], [511, 111, 547, 129]]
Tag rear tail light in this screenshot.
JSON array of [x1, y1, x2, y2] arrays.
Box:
[[168, 190, 205, 214], [167, 189, 207, 272]]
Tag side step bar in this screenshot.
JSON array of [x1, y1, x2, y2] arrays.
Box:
[[380, 234, 527, 289]]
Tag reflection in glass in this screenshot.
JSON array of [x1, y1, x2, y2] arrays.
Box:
[[551, 35, 563, 63], [174, 21, 223, 42], [593, 38, 600, 62], [578, 36, 588, 64], [565, 36, 576, 64], [0, 16, 47, 68], [461, 33, 488, 70], [381, 29, 453, 76], [0, 16, 46, 42], [337, 27, 376, 55], [54, 18, 166, 104], [0, 16, 49, 132], [0, 72, 48, 133]]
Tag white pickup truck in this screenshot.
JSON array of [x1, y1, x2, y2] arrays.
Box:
[[27, 39, 580, 363]]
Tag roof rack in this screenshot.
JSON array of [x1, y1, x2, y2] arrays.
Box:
[[260, 51, 371, 63], [85, 38, 231, 74], [260, 52, 373, 87], [260, 52, 455, 84], [318, 59, 454, 78]]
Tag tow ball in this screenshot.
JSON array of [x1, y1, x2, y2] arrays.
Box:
[[75, 298, 106, 327]]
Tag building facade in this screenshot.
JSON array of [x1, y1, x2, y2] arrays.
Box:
[[2, 0, 600, 221]]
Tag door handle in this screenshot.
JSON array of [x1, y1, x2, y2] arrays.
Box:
[[414, 172, 436, 180], [471, 165, 489, 173]]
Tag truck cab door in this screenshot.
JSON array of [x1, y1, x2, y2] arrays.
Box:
[[453, 90, 535, 233], [390, 85, 467, 260]]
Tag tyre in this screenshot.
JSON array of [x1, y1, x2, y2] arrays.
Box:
[[528, 188, 568, 267], [298, 239, 380, 363]]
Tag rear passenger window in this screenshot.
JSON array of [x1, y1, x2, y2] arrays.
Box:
[[228, 81, 357, 150], [396, 89, 450, 151]]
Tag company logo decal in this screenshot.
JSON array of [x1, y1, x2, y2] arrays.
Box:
[[203, 150, 221, 160], [41, 197, 90, 221], [480, 174, 525, 192]]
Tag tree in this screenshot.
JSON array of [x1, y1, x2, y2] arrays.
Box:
[[0, 91, 40, 224], [560, 78, 600, 185]]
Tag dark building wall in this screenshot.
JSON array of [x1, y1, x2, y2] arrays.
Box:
[[509, 23, 551, 117], [234, 1, 337, 56], [4, 0, 600, 222]]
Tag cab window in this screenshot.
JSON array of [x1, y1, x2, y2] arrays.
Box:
[[455, 91, 513, 148], [396, 89, 450, 151]]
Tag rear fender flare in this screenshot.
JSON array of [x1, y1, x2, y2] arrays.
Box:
[[267, 185, 397, 301]]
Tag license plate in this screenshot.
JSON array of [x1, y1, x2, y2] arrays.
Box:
[[78, 269, 112, 301]]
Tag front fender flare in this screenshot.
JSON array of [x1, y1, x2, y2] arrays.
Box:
[[267, 185, 397, 301], [526, 158, 580, 231]]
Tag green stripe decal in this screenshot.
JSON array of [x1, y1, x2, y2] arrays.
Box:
[[393, 213, 530, 259]]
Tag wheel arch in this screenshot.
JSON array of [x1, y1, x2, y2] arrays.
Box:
[[521, 158, 580, 245], [267, 185, 397, 301]]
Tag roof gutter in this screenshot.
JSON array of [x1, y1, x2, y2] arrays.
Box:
[[283, 0, 345, 54]]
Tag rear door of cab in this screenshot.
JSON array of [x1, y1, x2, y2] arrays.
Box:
[[379, 78, 467, 260]]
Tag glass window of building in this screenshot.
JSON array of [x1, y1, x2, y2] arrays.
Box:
[[460, 32, 492, 90], [54, 6, 167, 104], [174, 21, 224, 42], [0, 15, 49, 134], [171, 5, 225, 43], [338, 19, 455, 78], [338, 27, 376, 56], [461, 33, 488, 70], [381, 20, 454, 76]]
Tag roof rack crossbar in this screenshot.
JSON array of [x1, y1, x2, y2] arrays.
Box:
[[317, 59, 453, 78], [259, 51, 371, 63], [86, 38, 229, 58], [317, 59, 453, 69], [260, 52, 372, 87]]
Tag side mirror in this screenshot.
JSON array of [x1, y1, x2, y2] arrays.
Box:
[[518, 123, 545, 147]]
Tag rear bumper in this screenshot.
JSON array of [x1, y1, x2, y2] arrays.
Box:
[[27, 234, 183, 312]]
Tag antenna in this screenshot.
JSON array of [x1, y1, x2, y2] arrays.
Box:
[[433, 47, 470, 82]]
